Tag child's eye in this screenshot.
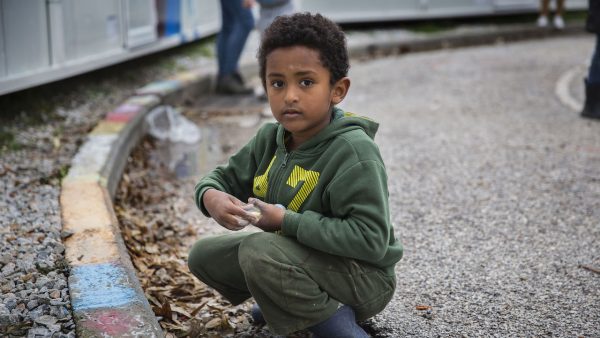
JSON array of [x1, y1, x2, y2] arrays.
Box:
[[271, 80, 284, 88], [300, 79, 314, 87]]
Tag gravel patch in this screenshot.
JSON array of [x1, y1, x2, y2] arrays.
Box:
[[343, 35, 599, 337], [0, 41, 214, 337]]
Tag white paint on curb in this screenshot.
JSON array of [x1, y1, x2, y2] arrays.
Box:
[[67, 134, 118, 179], [555, 63, 586, 112]]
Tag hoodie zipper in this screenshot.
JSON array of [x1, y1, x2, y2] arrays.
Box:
[[268, 150, 292, 203], [281, 152, 289, 168]]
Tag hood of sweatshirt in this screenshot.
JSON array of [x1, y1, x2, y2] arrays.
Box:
[[275, 107, 379, 152]]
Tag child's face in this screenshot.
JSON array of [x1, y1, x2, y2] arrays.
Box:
[[265, 46, 349, 148]]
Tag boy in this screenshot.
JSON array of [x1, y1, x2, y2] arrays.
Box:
[[188, 13, 403, 336]]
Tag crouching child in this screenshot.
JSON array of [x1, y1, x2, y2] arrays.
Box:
[[188, 12, 403, 337]]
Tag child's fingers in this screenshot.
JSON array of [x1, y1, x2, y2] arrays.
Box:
[[221, 214, 247, 230], [229, 195, 247, 207], [248, 197, 267, 210], [228, 204, 250, 218]]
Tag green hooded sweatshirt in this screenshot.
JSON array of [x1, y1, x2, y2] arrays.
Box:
[[195, 107, 403, 272]]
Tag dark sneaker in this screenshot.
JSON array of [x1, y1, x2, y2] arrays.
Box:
[[250, 303, 266, 325], [216, 74, 254, 95], [308, 305, 369, 338], [581, 78, 600, 120], [233, 71, 246, 85]]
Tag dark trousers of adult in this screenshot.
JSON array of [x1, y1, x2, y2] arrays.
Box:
[[217, 0, 254, 79], [582, 33, 600, 118], [589, 34, 600, 84], [188, 232, 396, 335]]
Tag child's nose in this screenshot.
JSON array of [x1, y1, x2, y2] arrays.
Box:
[[284, 87, 299, 104]]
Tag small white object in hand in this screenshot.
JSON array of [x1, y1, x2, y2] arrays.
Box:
[[235, 203, 262, 227]]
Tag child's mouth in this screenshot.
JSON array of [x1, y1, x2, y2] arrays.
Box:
[[282, 109, 301, 117]]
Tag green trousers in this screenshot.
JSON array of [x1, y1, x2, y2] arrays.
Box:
[[187, 232, 396, 335]]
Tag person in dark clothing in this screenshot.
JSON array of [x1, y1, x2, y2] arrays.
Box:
[[582, 0, 600, 119], [216, 0, 255, 95]]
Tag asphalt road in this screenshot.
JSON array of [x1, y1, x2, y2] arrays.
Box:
[[341, 35, 599, 337]]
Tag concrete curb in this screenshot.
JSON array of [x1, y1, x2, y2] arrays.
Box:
[[60, 21, 587, 337], [60, 68, 215, 337]]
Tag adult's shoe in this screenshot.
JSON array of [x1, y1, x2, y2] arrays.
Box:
[[581, 78, 600, 119], [216, 74, 254, 95], [233, 71, 246, 85], [537, 15, 549, 28], [553, 15, 565, 30]]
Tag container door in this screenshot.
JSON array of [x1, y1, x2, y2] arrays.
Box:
[[196, 0, 220, 37], [2, 0, 50, 77], [180, 0, 220, 41], [51, 0, 123, 61], [124, 0, 158, 48]]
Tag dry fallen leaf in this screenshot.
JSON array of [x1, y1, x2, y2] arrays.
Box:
[[204, 317, 222, 330]]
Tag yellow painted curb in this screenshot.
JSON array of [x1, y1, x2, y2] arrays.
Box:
[[90, 121, 126, 135]]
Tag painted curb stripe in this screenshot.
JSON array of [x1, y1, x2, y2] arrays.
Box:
[[67, 134, 117, 180], [76, 307, 155, 337], [70, 263, 140, 310], [136, 80, 182, 96], [64, 229, 120, 266], [172, 70, 202, 85], [106, 104, 144, 123], [124, 94, 161, 107], [90, 121, 126, 135], [61, 173, 104, 185]]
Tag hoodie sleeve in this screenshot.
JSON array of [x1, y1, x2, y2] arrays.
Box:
[[281, 159, 391, 263], [194, 135, 259, 217]]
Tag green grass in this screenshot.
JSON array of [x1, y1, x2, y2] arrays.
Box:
[[179, 37, 216, 58], [0, 129, 21, 153], [564, 10, 588, 22]]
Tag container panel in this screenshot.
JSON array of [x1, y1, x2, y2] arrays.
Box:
[[125, 0, 158, 48], [0, 4, 5, 78], [2, 0, 49, 76], [181, 0, 220, 41], [61, 0, 123, 60]]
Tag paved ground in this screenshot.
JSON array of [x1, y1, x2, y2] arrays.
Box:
[[341, 35, 599, 337]]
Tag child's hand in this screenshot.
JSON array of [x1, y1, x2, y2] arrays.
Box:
[[248, 198, 285, 232], [203, 189, 257, 231]]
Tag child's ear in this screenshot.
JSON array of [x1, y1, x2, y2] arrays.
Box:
[[331, 77, 351, 105]]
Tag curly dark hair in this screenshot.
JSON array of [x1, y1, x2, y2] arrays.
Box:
[[258, 12, 349, 88]]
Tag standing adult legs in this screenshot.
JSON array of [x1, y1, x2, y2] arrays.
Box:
[[216, 0, 255, 94], [582, 34, 600, 119], [537, 0, 551, 27], [589, 34, 600, 84], [537, 0, 565, 29], [553, 0, 566, 29]]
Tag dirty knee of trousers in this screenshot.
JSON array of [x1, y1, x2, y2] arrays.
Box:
[[238, 232, 283, 274]]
